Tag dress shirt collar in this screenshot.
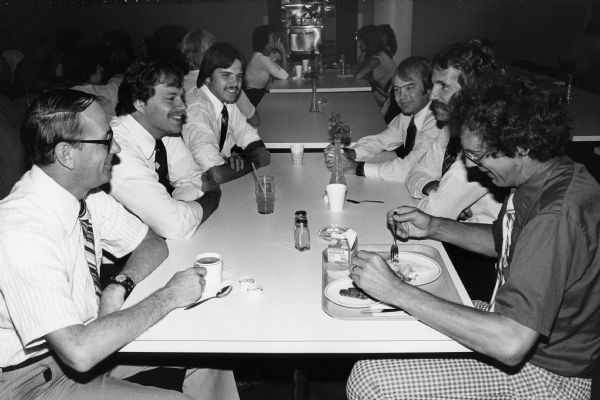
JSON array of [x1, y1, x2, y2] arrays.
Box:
[[512, 156, 562, 220], [201, 84, 227, 116], [29, 165, 80, 235], [119, 114, 158, 160], [412, 101, 432, 130]]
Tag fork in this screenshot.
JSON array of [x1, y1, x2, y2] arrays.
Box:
[[346, 199, 384, 204], [390, 222, 399, 261]]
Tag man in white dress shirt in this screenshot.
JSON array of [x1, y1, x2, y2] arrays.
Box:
[[323, 57, 447, 182], [0, 89, 238, 399], [406, 39, 504, 223], [110, 58, 221, 240], [182, 42, 270, 184], [406, 40, 506, 301]]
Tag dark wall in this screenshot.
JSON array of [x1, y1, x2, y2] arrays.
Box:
[[1, 0, 269, 60], [411, 0, 590, 72]]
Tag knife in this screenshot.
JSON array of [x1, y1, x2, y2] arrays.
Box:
[[360, 308, 405, 314]]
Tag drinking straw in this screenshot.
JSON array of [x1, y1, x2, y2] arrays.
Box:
[[251, 162, 266, 193]]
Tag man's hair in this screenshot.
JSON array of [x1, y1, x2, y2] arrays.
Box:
[[252, 25, 277, 53], [116, 58, 183, 116], [20, 89, 97, 166], [181, 29, 216, 71], [451, 73, 571, 161], [394, 56, 433, 91], [197, 42, 246, 87], [432, 39, 497, 87]]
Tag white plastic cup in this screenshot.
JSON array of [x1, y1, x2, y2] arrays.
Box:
[[293, 64, 303, 79], [194, 252, 223, 287], [290, 143, 304, 166], [301, 59, 310, 73], [326, 183, 347, 211]]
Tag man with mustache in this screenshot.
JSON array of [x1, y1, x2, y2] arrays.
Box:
[[182, 42, 270, 184], [323, 57, 446, 183], [110, 58, 221, 240], [407, 39, 503, 224], [0, 89, 238, 399]]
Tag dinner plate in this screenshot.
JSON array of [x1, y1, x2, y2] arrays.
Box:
[[387, 252, 441, 286], [318, 224, 349, 241], [324, 278, 378, 308]]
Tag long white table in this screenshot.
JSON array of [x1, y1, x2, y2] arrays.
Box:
[[268, 70, 372, 93], [121, 153, 471, 354], [257, 92, 388, 150]]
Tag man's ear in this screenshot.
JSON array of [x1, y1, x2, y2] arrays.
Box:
[[54, 143, 75, 170], [133, 99, 146, 114], [203, 76, 211, 86]]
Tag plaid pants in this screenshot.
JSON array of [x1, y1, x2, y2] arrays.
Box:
[[347, 357, 591, 400]]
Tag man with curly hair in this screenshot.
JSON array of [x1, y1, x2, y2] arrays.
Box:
[[346, 73, 599, 399]]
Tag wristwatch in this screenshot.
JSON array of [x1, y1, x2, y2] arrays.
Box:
[[107, 274, 135, 299], [355, 162, 365, 177]]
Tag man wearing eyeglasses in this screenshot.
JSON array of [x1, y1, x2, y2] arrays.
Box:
[[347, 73, 599, 400], [323, 57, 446, 183], [0, 89, 239, 399]]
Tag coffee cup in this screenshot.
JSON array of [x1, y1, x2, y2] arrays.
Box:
[[194, 252, 223, 287]]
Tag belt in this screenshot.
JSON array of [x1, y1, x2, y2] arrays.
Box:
[[1, 352, 52, 372]]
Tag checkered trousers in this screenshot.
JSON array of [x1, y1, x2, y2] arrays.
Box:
[[347, 358, 591, 399]]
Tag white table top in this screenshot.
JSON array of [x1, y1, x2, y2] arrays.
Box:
[[121, 153, 472, 354], [268, 70, 372, 93], [257, 92, 388, 150]]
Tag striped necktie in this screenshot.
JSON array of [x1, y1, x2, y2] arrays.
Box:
[[79, 200, 102, 300], [154, 139, 174, 195], [395, 115, 416, 159], [219, 105, 228, 152], [488, 193, 515, 311], [441, 135, 461, 176]]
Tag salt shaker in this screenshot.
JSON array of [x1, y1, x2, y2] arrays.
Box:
[[294, 210, 310, 251]]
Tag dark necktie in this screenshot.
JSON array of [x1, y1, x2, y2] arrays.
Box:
[[219, 105, 228, 152], [79, 200, 102, 300], [441, 135, 461, 176], [395, 115, 416, 159], [155, 139, 174, 195]]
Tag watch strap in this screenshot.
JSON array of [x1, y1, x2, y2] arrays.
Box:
[[108, 274, 135, 299]]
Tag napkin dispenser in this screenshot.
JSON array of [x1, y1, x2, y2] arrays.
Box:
[[326, 229, 357, 265]]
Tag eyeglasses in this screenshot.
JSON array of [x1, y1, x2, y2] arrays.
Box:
[[462, 148, 491, 166], [68, 130, 113, 147]]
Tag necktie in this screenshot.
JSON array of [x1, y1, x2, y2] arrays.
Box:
[[219, 105, 228, 152], [395, 115, 416, 159], [488, 193, 516, 311], [154, 139, 174, 195], [441, 135, 461, 176], [79, 200, 102, 300]]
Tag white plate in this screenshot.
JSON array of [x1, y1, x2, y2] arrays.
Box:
[[387, 252, 441, 286], [324, 278, 378, 308]]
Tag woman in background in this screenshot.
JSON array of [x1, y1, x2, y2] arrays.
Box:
[[355, 25, 397, 112], [181, 29, 259, 127], [244, 25, 288, 106]]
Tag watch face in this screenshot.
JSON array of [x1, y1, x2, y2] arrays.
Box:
[[115, 274, 127, 283]]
